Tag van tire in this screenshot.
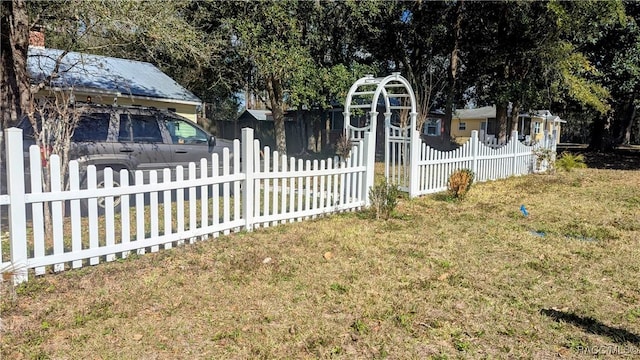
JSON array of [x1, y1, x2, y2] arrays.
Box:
[[80, 168, 125, 216]]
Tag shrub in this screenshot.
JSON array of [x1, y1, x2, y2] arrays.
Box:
[[447, 169, 474, 200], [335, 133, 352, 161], [369, 179, 400, 220], [533, 148, 556, 173], [555, 152, 587, 172]]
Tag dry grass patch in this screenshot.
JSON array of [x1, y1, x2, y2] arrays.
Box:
[[2, 168, 640, 359]]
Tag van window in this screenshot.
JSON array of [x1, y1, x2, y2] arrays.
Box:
[[119, 114, 163, 143], [72, 113, 110, 141], [164, 118, 208, 144]]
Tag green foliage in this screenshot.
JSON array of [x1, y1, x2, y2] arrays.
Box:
[[368, 180, 400, 220], [447, 169, 474, 200], [329, 283, 348, 294], [350, 318, 370, 335], [555, 152, 587, 172]]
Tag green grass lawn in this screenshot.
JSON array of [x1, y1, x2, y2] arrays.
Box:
[[1, 167, 639, 359]]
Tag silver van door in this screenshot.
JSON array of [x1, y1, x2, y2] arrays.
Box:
[[69, 112, 114, 169], [163, 117, 212, 173]]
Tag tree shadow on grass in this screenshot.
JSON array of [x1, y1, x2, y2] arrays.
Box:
[[540, 308, 640, 345]]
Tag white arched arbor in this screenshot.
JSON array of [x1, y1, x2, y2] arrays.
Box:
[[343, 73, 421, 196]]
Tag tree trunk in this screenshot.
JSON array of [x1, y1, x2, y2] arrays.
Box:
[[444, 1, 464, 143], [265, 75, 287, 154], [1, 0, 32, 176], [510, 103, 520, 137], [1, 0, 32, 128], [496, 102, 508, 142], [615, 94, 636, 145], [589, 115, 614, 151]]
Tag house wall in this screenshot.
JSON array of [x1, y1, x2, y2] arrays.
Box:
[[451, 117, 484, 143], [529, 120, 562, 143], [452, 117, 562, 144]]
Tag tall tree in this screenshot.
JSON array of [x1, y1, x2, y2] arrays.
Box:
[[229, 0, 378, 154], [546, 0, 631, 150], [461, 1, 561, 142], [578, 1, 640, 147], [1, 0, 31, 129], [362, 1, 454, 139]]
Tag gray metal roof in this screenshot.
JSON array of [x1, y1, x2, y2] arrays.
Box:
[[28, 48, 201, 104]]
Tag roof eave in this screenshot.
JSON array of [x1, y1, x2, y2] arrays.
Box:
[[40, 85, 202, 106]]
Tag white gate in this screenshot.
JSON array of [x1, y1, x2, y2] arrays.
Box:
[[343, 73, 420, 195]]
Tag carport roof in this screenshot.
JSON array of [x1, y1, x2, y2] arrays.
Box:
[[28, 47, 201, 105], [453, 106, 496, 120]]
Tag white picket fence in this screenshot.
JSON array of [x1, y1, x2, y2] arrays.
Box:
[[0, 126, 554, 284], [0, 128, 375, 283], [413, 130, 554, 196]]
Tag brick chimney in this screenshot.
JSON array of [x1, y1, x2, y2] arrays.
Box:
[[29, 28, 45, 48]]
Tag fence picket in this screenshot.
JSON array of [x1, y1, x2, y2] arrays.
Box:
[[135, 170, 146, 254], [212, 153, 220, 237], [289, 157, 296, 223], [280, 154, 288, 224], [105, 168, 116, 260], [29, 146, 45, 275], [162, 168, 172, 249], [120, 170, 131, 258], [88, 166, 100, 264], [189, 162, 197, 242], [200, 158, 209, 239], [69, 161, 82, 269], [222, 149, 231, 234], [150, 170, 159, 253]]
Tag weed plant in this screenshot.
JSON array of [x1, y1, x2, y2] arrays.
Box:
[[447, 169, 474, 200], [368, 179, 400, 220], [555, 152, 587, 172]]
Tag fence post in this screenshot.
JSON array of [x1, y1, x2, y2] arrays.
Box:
[[408, 124, 421, 198], [471, 130, 479, 175], [511, 130, 519, 176], [241, 128, 255, 231], [5, 128, 28, 284], [383, 112, 391, 181], [362, 131, 375, 207]]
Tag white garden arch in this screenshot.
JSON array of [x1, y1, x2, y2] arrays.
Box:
[[343, 73, 421, 196]]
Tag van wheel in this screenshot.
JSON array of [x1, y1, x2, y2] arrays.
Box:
[[81, 169, 124, 216]]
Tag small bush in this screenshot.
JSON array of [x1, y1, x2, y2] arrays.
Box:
[[533, 148, 556, 173], [335, 133, 352, 160], [369, 179, 400, 220], [447, 169, 474, 200], [555, 152, 587, 172]]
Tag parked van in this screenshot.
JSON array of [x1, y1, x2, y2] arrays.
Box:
[[4, 104, 222, 214]]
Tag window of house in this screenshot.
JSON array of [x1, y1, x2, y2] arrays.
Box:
[[458, 122, 466, 131], [330, 111, 344, 131], [534, 122, 541, 134], [424, 118, 441, 136], [487, 118, 497, 135]]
